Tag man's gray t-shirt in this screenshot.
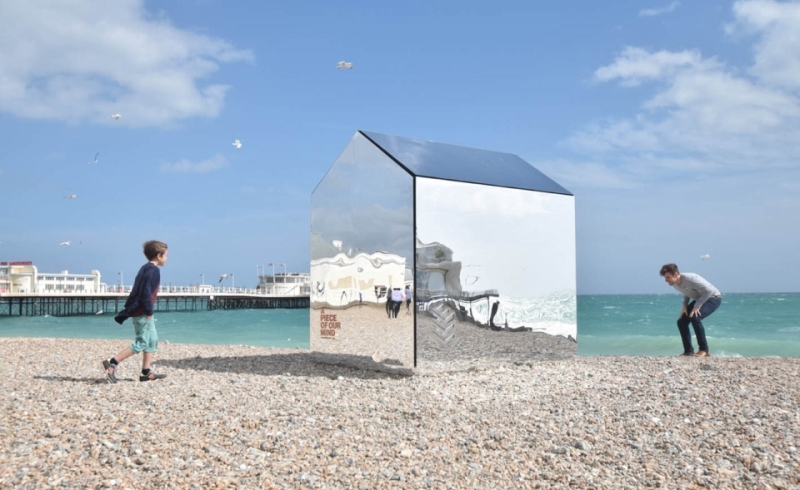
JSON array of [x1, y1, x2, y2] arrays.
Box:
[[672, 273, 721, 309]]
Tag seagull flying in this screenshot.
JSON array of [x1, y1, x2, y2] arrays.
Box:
[[218, 273, 230, 283], [336, 61, 353, 69], [64, 194, 79, 199], [89, 152, 99, 164], [59, 241, 70, 246], [700, 254, 710, 260], [232, 139, 242, 149], [111, 114, 121, 120]]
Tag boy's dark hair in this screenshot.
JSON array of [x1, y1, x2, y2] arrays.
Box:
[[143, 240, 168, 261], [659, 263, 679, 276]]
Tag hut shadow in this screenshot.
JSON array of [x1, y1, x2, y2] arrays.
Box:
[[157, 352, 413, 379], [33, 375, 134, 384]]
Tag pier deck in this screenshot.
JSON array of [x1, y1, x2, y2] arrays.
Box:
[[0, 292, 309, 317]]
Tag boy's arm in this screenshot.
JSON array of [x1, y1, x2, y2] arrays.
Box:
[[139, 267, 160, 317]]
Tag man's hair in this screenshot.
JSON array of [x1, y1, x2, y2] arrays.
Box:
[[660, 263, 679, 276], [143, 240, 168, 260]]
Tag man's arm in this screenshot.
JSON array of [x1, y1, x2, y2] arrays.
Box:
[[691, 281, 717, 312]]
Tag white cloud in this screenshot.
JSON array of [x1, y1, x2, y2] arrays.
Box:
[[639, 1, 681, 17], [0, 0, 253, 127], [594, 47, 708, 86], [568, 0, 800, 185], [160, 154, 228, 173], [729, 0, 800, 90]]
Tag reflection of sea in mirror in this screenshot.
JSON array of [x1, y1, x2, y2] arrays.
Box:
[[464, 293, 577, 338]]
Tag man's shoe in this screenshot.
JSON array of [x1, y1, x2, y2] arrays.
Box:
[[101, 359, 118, 383], [678, 352, 694, 356], [693, 351, 710, 357]]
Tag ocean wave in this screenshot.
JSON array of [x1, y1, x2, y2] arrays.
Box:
[[456, 292, 576, 337]]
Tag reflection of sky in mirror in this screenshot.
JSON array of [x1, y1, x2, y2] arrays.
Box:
[[363, 131, 570, 195], [312, 132, 414, 260], [416, 178, 576, 298]]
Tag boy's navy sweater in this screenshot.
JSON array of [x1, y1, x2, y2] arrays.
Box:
[[114, 263, 160, 324]]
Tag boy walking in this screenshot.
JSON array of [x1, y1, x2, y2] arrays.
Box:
[[659, 263, 722, 357], [102, 240, 169, 383]]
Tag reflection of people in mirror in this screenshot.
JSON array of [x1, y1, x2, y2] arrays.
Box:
[[384, 287, 392, 318], [404, 286, 411, 314], [391, 287, 403, 318]]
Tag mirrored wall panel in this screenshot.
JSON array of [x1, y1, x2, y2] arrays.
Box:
[[310, 132, 415, 370], [415, 178, 577, 364]]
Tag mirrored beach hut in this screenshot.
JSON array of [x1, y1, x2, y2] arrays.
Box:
[[311, 131, 576, 371]]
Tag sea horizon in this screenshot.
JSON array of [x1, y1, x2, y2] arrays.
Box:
[[1, 292, 798, 358]]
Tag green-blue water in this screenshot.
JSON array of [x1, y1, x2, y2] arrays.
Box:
[[0, 309, 311, 349], [577, 293, 800, 357], [1, 293, 798, 357]]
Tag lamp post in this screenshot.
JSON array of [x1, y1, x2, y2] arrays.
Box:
[[200, 273, 204, 285], [118, 271, 123, 290], [231, 273, 235, 289]]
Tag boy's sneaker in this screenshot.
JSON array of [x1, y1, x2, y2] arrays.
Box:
[[101, 359, 118, 383], [139, 372, 167, 382]]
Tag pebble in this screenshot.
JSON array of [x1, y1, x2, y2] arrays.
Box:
[[1, 338, 798, 489]]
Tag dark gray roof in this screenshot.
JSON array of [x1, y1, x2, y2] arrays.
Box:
[[360, 131, 571, 195]]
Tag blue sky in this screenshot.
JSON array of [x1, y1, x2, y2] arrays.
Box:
[[1, 0, 798, 294]]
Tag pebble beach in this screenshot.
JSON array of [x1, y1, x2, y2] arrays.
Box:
[[2, 337, 799, 489]]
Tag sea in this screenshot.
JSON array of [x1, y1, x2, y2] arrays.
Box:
[[1, 293, 799, 357]]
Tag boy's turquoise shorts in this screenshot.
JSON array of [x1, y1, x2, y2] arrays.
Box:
[[130, 316, 158, 354]]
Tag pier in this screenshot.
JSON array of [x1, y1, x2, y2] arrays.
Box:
[[0, 289, 309, 317]]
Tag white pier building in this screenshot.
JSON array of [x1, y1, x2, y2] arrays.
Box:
[[0, 261, 103, 294]]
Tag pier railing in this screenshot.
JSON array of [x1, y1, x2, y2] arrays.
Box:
[[415, 288, 499, 302], [93, 285, 286, 295], [0, 291, 310, 317]]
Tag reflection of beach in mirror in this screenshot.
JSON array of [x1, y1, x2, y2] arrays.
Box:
[[310, 304, 413, 366]]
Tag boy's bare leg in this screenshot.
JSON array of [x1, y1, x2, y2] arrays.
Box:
[[112, 347, 135, 364], [142, 352, 153, 370]]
